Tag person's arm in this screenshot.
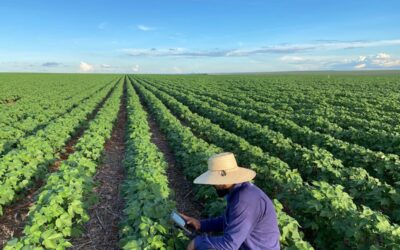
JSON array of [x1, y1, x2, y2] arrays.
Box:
[[200, 216, 223, 233], [180, 213, 223, 233], [194, 200, 256, 250]]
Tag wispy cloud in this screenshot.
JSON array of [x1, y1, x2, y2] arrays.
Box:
[[122, 39, 400, 58], [371, 53, 400, 67], [80, 62, 94, 72], [310, 39, 400, 50], [279, 55, 350, 70], [100, 64, 112, 68], [122, 47, 228, 57], [98, 22, 108, 30], [279, 52, 400, 70], [137, 24, 155, 31], [42, 62, 61, 67], [354, 63, 367, 69]]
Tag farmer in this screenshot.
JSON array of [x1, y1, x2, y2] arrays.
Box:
[[181, 152, 280, 250]]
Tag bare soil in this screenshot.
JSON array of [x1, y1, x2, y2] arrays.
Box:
[[144, 106, 203, 219], [2, 96, 21, 105]]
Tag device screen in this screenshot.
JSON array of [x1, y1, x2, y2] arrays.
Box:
[[171, 212, 186, 228]]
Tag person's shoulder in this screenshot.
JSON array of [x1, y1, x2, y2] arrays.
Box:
[[236, 182, 269, 203]]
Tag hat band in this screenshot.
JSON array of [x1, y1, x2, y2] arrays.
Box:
[[208, 166, 240, 172]]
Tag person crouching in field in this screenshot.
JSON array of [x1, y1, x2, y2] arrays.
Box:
[[181, 152, 281, 250]]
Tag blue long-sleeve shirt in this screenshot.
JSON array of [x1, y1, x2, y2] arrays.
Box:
[[195, 182, 280, 250]]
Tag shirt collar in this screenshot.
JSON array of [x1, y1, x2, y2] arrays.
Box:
[[226, 182, 249, 201]]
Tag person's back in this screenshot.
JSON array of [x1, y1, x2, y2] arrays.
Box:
[[225, 182, 280, 249], [197, 182, 280, 249]]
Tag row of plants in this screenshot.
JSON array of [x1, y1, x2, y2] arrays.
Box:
[[142, 77, 400, 187], [224, 83, 400, 155], [151, 76, 400, 154], [0, 78, 117, 156], [231, 80, 400, 150], [131, 78, 315, 249], [0, 74, 118, 127], [4, 78, 124, 249], [224, 76, 400, 125], [132, 77, 400, 249], [286, 110, 400, 155], [141, 74, 400, 130], [119, 78, 186, 249], [0, 78, 121, 216], [142, 79, 400, 222]]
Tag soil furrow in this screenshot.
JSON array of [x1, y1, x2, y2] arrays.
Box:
[[70, 79, 127, 250], [138, 82, 203, 219]]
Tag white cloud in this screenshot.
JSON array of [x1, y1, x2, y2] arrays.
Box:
[[280, 56, 305, 62], [371, 53, 400, 67], [358, 55, 367, 62], [376, 53, 391, 59], [354, 63, 367, 69], [279, 55, 348, 65], [80, 62, 94, 72], [137, 25, 155, 31], [132, 64, 140, 72]]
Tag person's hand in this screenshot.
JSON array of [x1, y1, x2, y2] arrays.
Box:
[[180, 213, 201, 231], [186, 239, 195, 250]]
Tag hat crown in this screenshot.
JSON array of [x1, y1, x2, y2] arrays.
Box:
[[208, 152, 238, 171]]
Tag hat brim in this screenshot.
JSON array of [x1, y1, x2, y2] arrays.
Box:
[[193, 167, 256, 185]]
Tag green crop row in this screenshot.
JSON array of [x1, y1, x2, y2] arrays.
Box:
[[210, 82, 400, 155], [141, 77, 400, 188], [220, 75, 400, 122], [139, 74, 400, 130], [4, 78, 123, 249], [0, 78, 120, 216], [143, 75, 400, 154], [132, 77, 400, 249], [143, 78, 400, 222], [0, 77, 117, 156], [131, 77, 315, 250], [0, 74, 118, 127], [119, 78, 186, 249]]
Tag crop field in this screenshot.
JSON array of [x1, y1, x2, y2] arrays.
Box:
[[1, 72, 400, 249]]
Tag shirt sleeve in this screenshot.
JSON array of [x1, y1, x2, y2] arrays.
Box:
[[200, 216, 224, 233], [194, 199, 257, 250]]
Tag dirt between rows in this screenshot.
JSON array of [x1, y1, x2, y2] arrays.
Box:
[[70, 82, 127, 250], [72, 80, 203, 249], [141, 96, 203, 220]]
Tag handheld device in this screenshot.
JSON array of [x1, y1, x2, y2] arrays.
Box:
[[170, 211, 195, 236]]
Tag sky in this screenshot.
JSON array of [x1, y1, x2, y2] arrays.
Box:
[[0, 0, 400, 73]]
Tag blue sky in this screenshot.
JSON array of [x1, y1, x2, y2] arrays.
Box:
[[1, 0, 399, 73]]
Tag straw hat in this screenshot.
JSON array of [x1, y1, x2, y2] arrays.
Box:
[[194, 152, 256, 185]]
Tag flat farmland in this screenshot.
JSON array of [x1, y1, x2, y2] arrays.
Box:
[[1, 72, 400, 249]]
